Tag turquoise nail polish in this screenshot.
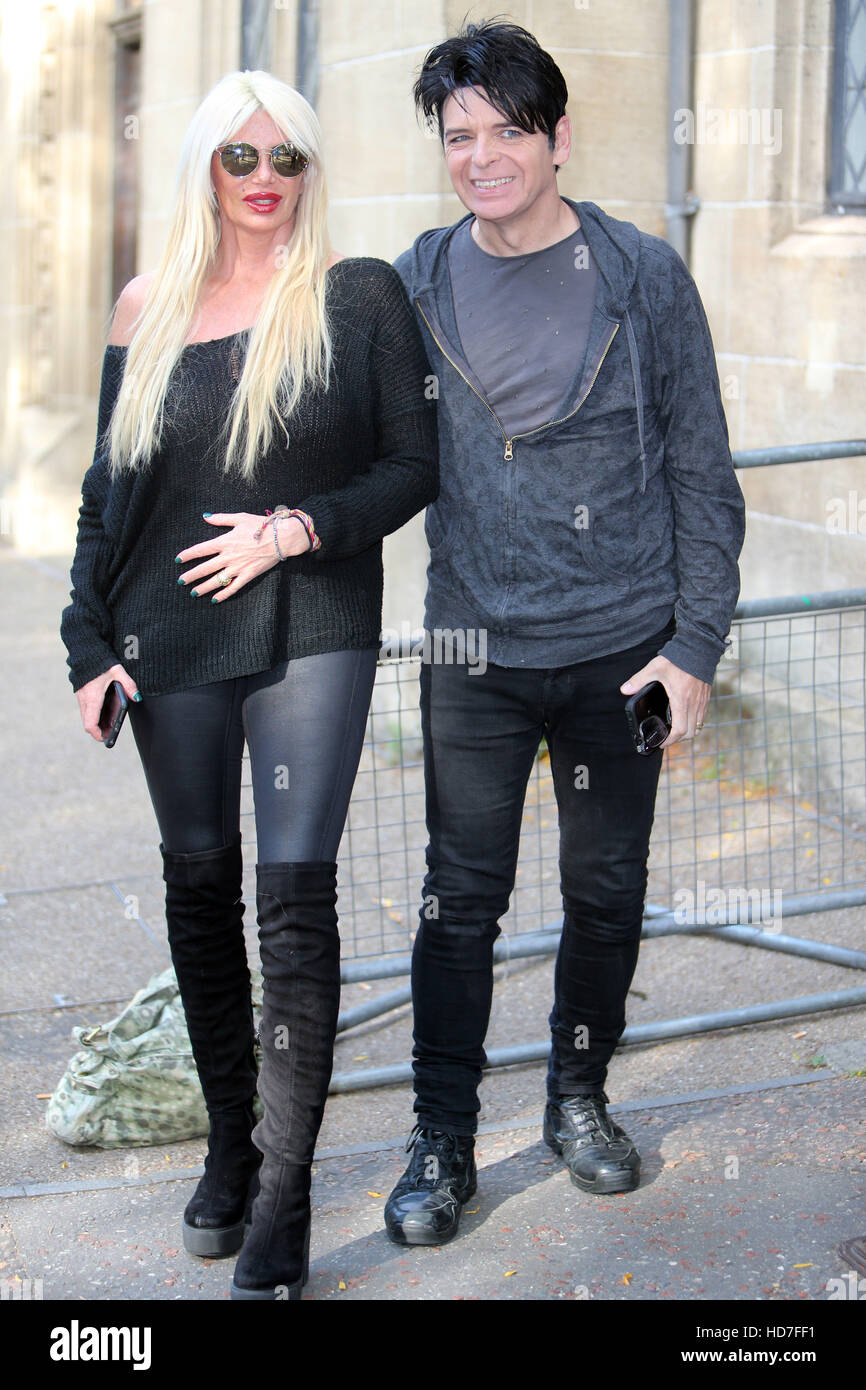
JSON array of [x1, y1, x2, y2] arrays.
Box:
[[202, 512, 212, 518], [175, 556, 182, 564], [133, 693, 143, 703], [190, 589, 199, 598], [211, 596, 219, 604]]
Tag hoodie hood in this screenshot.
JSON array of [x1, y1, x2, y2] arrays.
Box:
[[398, 199, 650, 490], [402, 199, 642, 320]]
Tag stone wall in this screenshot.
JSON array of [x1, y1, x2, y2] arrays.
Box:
[[690, 0, 866, 600], [2, 0, 863, 620]]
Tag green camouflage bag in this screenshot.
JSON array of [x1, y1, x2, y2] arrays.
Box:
[[46, 966, 262, 1148]]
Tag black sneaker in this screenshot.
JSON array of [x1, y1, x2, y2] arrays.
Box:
[[384, 1127, 477, 1246], [543, 1093, 640, 1194]]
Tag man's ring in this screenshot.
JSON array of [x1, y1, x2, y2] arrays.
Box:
[[696, 722, 704, 731], [217, 569, 231, 587]]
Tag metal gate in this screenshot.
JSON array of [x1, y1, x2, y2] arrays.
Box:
[[243, 441, 866, 1091]]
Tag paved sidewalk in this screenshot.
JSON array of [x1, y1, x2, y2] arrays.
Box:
[[1, 545, 865, 1313], [2, 1073, 864, 1302]]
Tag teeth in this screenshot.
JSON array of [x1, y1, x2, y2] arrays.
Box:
[[474, 177, 513, 188]]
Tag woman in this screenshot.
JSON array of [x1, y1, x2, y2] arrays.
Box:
[[60, 70, 437, 1300]]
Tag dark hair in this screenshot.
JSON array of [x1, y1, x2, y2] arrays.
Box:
[[413, 18, 568, 148]]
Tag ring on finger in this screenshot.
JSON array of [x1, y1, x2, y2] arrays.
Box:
[[217, 569, 232, 587]]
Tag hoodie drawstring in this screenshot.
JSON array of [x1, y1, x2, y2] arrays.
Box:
[[624, 309, 647, 494]]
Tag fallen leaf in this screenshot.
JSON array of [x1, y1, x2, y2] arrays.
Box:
[[504, 1269, 517, 1277], [622, 1273, 632, 1285], [36, 1093, 52, 1100], [352, 1055, 368, 1062], [338, 1279, 346, 1290], [792, 1263, 813, 1269], [465, 1207, 480, 1215], [367, 1191, 385, 1199]]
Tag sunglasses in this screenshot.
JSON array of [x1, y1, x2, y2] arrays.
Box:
[[636, 714, 669, 754], [624, 680, 672, 756], [215, 142, 309, 178]]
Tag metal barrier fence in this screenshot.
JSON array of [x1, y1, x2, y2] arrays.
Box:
[[239, 441, 866, 1089]]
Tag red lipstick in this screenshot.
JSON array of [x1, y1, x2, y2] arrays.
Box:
[[243, 193, 282, 212]]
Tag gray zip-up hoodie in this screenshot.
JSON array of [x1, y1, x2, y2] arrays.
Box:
[[394, 199, 746, 685]]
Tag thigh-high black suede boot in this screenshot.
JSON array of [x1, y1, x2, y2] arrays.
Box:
[[161, 838, 260, 1257], [230, 861, 341, 1300]]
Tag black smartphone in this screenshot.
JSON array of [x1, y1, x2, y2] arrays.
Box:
[[99, 680, 129, 748], [624, 680, 671, 755]]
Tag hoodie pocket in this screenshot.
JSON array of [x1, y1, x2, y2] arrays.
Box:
[[504, 497, 632, 632], [574, 433, 667, 587], [576, 523, 632, 589]]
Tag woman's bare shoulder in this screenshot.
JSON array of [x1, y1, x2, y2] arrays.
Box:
[[108, 274, 155, 346]]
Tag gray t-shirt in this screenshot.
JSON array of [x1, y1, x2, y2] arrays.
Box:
[[447, 221, 599, 439]]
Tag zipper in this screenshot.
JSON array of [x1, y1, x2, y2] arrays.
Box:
[[416, 299, 619, 460], [416, 301, 511, 455], [506, 323, 620, 451]]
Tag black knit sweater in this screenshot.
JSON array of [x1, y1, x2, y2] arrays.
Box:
[[61, 258, 438, 695]]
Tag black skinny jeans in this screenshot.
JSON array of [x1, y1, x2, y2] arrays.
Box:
[[127, 649, 378, 861], [412, 621, 674, 1136]]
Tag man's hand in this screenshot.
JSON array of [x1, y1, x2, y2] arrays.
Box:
[[621, 655, 710, 747]]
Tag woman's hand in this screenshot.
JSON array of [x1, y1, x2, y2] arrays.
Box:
[[76, 664, 141, 742], [175, 512, 310, 603]]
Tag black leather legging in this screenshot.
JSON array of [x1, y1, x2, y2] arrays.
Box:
[[127, 649, 379, 861]]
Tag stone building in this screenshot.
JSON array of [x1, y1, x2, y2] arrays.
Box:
[[1, 0, 864, 626]]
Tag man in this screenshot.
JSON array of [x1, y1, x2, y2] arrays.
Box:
[[386, 20, 746, 1245]]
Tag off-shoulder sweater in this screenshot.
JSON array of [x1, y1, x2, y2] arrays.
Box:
[[60, 258, 438, 694]]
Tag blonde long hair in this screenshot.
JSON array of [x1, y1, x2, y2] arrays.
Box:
[[108, 70, 332, 478]]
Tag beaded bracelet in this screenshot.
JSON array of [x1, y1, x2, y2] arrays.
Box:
[[272, 518, 287, 562]]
